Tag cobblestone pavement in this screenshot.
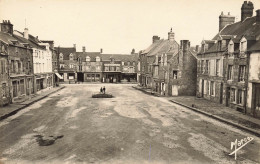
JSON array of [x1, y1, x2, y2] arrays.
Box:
[[0, 84, 259, 164]]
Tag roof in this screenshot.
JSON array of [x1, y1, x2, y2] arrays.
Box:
[[0, 31, 25, 47], [55, 47, 76, 60], [76, 52, 138, 62], [213, 17, 260, 40], [141, 40, 164, 54], [248, 39, 260, 51]]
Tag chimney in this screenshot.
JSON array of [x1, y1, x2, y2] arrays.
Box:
[[181, 40, 190, 52], [152, 36, 160, 43], [196, 45, 199, 52], [100, 48, 103, 53], [131, 48, 135, 54], [24, 28, 29, 39], [256, 9, 260, 22], [73, 44, 76, 49], [219, 12, 235, 31], [168, 28, 175, 41], [0, 20, 14, 35], [82, 46, 86, 52], [241, 1, 254, 22]]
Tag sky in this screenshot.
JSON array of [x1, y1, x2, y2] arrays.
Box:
[[0, 0, 260, 54]]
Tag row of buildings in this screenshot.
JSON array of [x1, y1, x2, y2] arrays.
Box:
[[0, 21, 138, 107], [56, 46, 138, 84], [138, 1, 260, 118]]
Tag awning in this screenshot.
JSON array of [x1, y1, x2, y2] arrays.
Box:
[[55, 73, 63, 79]]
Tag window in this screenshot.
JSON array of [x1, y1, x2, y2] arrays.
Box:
[[127, 61, 130, 66], [205, 60, 209, 73], [238, 65, 246, 82], [105, 66, 109, 71], [173, 71, 178, 79], [110, 66, 115, 71], [201, 60, 204, 73], [158, 57, 161, 63], [217, 41, 222, 51], [230, 88, 236, 103], [210, 81, 215, 96], [69, 64, 74, 68], [216, 59, 220, 76], [86, 56, 90, 62], [240, 41, 247, 52], [154, 66, 158, 76], [122, 62, 124, 65], [79, 65, 82, 71], [59, 53, 63, 61], [133, 62, 135, 66], [238, 89, 244, 105], [116, 66, 120, 71], [2, 83, 7, 98], [96, 56, 100, 62], [228, 65, 233, 80], [69, 54, 74, 60], [228, 43, 234, 54], [0, 60, 6, 74]]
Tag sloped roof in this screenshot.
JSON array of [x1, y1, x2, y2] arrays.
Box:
[[141, 40, 164, 54], [248, 39, 260, 51], [213, 16, 260, 40], [0, 32, 26, 48], [13, 34, 44, 49], [145, 39, 179, 57], [55, 47, 76, 60], [76, 52, 138, 62]]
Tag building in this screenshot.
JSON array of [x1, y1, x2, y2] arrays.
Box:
[[139, 29, 197, 96], [55, 46, 77, 83], [197, 1, 260, 118], [0, 20, 34, 104], [14, 29, 54, 93]]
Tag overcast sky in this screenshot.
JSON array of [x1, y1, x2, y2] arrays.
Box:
[[0, 0, 260, 54]]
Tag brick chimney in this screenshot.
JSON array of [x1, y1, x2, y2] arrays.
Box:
[[152, 36, 160, 43], [82, 46, 86, 52], [100, 48, 103, 53], [168, 28, 175, 41], [131, 48, 135, 54], [219, 12, 235, 31], [24, 28, 29, 39], [256, 9, 260, 22], [73, 44, 76, 49], [0, 20, 13, 35], [241, 1, 254, 22], [181, 40, 190, 52]]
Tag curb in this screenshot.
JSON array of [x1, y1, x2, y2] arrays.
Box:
[[0, 86, 65, 121], [169, 100, 260, 137], [132, 86, 161, 97]]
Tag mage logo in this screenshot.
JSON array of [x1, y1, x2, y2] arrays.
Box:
[[229, 136, 254, 160]]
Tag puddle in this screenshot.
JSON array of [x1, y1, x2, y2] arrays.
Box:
[[34, 134, 64, 146]]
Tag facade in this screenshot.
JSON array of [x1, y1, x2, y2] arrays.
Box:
[[197, 1, 260, 118], [55, 46, 77, 83], [0, 21, 34, 104], [139, 29, 197, 96], [14, 29, 54, 93]]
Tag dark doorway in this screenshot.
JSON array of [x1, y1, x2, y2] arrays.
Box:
[[220, 82, 223, 104], [226, 87, 230, 106], [253, 83, 260, 117], [77, 73, 84, 82], [201, 80, 204, 97]]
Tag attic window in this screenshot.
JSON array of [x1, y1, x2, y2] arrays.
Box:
[[217, 41, 222, 51], [228, 42, 234, 54], [240, 41, 247, 52], [96, 56, 100, 62], [69, 53, 74, 60]]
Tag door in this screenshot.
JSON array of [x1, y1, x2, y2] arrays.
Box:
[[201, 79, 204, 97], [172, 85, 178, 96], [226, 87, 230, 106], [253, 84, 260, 117], [220, 83, 223, 104]]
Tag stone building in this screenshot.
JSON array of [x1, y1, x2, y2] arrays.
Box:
[[0, 20, 34, 104], [55, 46, 77, 83], [197, 1, 260, 118], [139, 29, 197, 96]]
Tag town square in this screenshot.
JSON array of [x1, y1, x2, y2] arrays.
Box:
[[0, 0, 260, 163]]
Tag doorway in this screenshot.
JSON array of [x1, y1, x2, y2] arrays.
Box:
[[226, 87, 230, 106], [77, 73, 84, 82], [220, 82, 223, 104]]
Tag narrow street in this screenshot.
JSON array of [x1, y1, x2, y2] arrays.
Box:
[[0, 84, 259, 164]]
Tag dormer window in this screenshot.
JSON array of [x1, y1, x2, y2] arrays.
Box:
[[228, 41, 234, 54], [96, 56, 100, 62], [240, 37, 247, 53], [122, 61, 124, 65], [217, 40, 222, 51], [69, 53, 74, 60], [86, 56, 90, 62], [59, 53, 63, 61]]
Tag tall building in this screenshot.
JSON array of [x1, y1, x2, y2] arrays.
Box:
[[197, 1, 260, 118]]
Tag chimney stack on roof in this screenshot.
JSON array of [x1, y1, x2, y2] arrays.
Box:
[[241, 1, 254, 22], [82, 46, 86, 52], [181, 40, 190, 52], [152, 35, 160, 43], [131, 48, 135, 54], [0, 20, 13, 35], [168, 28, 175, 41], [219, 12, 235, 31], [24, 28, 29, 39], [100, 48, 103, 53], [256, 9, 260, 22], [73, 44, 76, 49]]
